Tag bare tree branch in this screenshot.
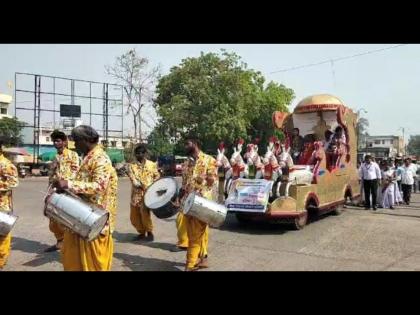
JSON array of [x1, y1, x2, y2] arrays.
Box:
[[105, 48, 159, 142]]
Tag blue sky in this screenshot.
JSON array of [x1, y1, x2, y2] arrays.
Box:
[[0, 44, 418, 140]]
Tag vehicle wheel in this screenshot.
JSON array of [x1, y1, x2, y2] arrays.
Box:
[[293, 212, 308, 230], [235, 213, 253, 224], [332, 203, 344, 215]]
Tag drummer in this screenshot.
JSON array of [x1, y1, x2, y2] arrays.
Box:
[[44, 130, 80, 253], [53, 125, 118, 271], [0, 137, 19, 270], [127, 143, 160, 241], [176, 136, 218, 271]]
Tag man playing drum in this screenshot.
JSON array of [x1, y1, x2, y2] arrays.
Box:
[[0, 137, 19, 269], [127, 143, 160, 241], [172, 158, 193, 253], [176, 136, 218, 271], [45, 130, 80, 252], [54, 126, 118, 271]]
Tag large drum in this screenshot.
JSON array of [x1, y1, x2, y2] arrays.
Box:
[[44, 192, 109, 241], [144, 177, 180, 219], [182, 193, 227, 228], [0, 211, 18, 236]]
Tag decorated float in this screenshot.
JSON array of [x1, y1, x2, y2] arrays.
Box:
[[218, 94, 361, 229]]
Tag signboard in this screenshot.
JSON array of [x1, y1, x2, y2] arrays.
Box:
[[225, 179, 273, 213], [60, 104, 81, 118]]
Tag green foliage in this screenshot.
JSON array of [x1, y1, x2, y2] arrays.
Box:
[[153, 50, 294, 155], [0, 117, 25, 146], [407, 135, 420, 156], [147, 125, 175, 159]]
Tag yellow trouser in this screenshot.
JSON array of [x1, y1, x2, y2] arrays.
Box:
[[177, 212, 209, 253], [0, 233, 11, 269], [130, 204, 153, 234], [176, 212, 189, 248], [185, 215, 209, 269], [61, 230, 113, 271], [49, 219, 64, 242]]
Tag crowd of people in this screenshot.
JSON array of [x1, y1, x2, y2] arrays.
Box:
[[0, 125, 217, 271], [358, 154, 419, 210]]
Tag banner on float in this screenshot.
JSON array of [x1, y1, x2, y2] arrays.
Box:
[[225, 179, 273, 213]]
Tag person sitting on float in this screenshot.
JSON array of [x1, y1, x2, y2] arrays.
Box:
[[298, 134, 316, 165], [290, 128, 304, 164]]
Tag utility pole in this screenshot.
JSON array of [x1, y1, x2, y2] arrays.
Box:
[[403, 128, 405, 155], [398, 127, 406, 156]]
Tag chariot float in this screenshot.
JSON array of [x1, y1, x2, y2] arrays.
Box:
[[217, 94, 361, 229]]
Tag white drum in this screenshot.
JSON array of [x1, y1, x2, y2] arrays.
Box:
[[0, 210, 18, 236], [44, 192, 109, 241], [182, 193, 227, 228], [144, 177, 180, 219]]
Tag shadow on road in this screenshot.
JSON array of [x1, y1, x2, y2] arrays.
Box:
[[139, 242, 178, 252], [21, 253, 60, 267], [219, 214, 291, 235], [374, 212, 420, 219], [11, 237, 60, 267], [113, 231, 178, 251], [112, 231, 138, 243], [12, 237, 50, 254], [114, 252, 183, 271]]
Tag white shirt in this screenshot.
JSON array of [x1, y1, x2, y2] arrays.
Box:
[[410, 163, 418, 177], [359, 162, 381, 180], [401, 165, 416, 185]]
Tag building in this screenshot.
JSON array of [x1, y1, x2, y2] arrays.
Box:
[[359, 135, 405, 160], [22, 125, 135, 150], [22, 127, 54, 146], [100, 135, 136, 149], [0, 93, 13, 119]]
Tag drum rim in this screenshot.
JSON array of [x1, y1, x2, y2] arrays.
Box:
[[182, 192, 196, 214], [86, 211, 109, 241], [144, 177, 179, 209]]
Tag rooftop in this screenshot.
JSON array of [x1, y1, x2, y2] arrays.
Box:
[[0, 93, 12, 104]]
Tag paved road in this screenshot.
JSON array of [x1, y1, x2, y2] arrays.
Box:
[[4, 177, 420, 271]]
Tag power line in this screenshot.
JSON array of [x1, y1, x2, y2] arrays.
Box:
[[270, 44, 408, 74]]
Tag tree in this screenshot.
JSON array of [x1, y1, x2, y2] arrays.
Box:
[[147, 124, 175, 159], [0, 117, 25, 146], [106, 48, 160, 142], [154, 50, 294, 154], [356, 117, 369, 149], [248, 81, 293, 150], [407, 135, 420, 156]]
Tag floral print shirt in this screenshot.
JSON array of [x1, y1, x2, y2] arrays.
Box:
[[181, 151, 218, 201], [127, 159, 160, 207], [0, 153, 19, 212], [68, 145, 118, 232], [48, 148, 80, 184]]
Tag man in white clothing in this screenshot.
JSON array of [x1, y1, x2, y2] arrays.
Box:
[[401, 157, 416, 205], [358, 155, 382, 211]]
